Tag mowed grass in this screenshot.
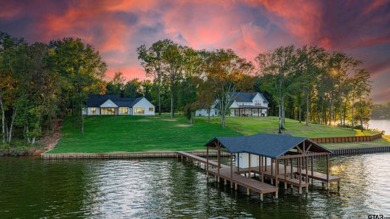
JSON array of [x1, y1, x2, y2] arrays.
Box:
[[202, 116, 378, 138], [49, 116, 240, 153], [49, 115, 387, 153]]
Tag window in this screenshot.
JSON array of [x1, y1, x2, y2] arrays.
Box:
[[149, 107, 154, 112], [101, 108, 116, 115], [119, 107, 128, 115], [91, 107, 97, 115], [134, 107, 145, 114]]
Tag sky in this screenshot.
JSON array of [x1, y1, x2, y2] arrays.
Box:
[[0, 0, 389, 103]]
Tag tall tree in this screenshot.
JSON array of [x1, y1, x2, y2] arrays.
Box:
[[162, 41, 185, 119], [137, 40, 170, 115], [256, 45, 296, 132], [47, 38, 106, 134], [204, 49, 254, 128]]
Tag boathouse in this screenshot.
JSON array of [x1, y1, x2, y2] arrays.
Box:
[[204, 134, 340, 196]]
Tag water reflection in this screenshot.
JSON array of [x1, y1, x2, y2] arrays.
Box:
[[0, 154, 389, 218]]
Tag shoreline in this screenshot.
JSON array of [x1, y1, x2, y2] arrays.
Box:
[[40, 146, 390, 160]]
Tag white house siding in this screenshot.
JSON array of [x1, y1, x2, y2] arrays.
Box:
[[119, 107, 130, 115], [88, 107, 101, 115], [234, 153, 271, 169], [82, 107, 101, 115], [100, 99, 118, 108], [195, 109, 218, 117], [132, 98, 155, 115]]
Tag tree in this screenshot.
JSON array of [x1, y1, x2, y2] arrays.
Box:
[[204, 49, 254, 128], [106, 72, 126, 96], [137, 40, 171, 115], [256, 45, 296, 132], [47, 38, 106, 134], [162, 41, 185, 119], [351, 69, 372, 130]]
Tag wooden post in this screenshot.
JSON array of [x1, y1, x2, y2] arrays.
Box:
[[271, 158, 274, 185], [260, 193, 263, 201], [305, 156, 309, 185], [311, 156, 314, 185], [206, 146, 209, 176], [298, 157, 302, 194], [260, 156, 264, 182], [284, 159, 287, 189], [326, 154, 330, 190], [290, 158, 293, 179], [237, 152, 240, 173], [217, 143, 220, 182], [230, 153, 233, 189], [276, 159, 279, 186], [265, 157, 267, 171], [248, 153, 251, 178]]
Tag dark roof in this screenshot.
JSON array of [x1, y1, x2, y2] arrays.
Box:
[[205, 134, 331, 158], [86, 94, 145, 107], [230, 92, 256, 102]]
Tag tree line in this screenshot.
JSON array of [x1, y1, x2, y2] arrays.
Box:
[[0, 32, 106, 145], [371, 102, 390, 120], [0, 32, 373, 147], [135, 41, 372, 130]]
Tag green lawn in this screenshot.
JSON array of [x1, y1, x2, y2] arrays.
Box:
[[49, 115, 387, 153], [202, 116, 377, 138], [49, 115, 240, 153]]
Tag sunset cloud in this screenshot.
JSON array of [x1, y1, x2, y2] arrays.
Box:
[[0, 0, 389, 103]]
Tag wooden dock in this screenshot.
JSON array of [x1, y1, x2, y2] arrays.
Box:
[[177, 151, 340, 199], [177, 151, 279, 201], [236, 164, 340, 193]]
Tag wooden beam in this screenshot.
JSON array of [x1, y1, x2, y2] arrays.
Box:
[[278, 152, 330, 159]]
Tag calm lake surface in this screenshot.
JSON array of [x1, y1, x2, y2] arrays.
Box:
[[369, 120, 390, 135], [1, 154, 389, 218]]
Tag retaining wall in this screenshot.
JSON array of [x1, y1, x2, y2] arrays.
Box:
[[311, 133, 382, 143], [331, 146, 390, 156], [41, 151, 230, 160]]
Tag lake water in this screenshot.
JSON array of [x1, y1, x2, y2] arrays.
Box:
[[1, 154, 389, 218], [369, 120, 390, 135]]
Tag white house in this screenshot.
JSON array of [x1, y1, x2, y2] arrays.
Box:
[[195, 92, 269, 117], [82, 94, 155, 116]]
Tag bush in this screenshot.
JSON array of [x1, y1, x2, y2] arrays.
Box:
[[0, 140, 43, 156]]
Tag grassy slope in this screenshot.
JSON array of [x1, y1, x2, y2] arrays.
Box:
[[49, 116, 240, 153], [49, 115, 389, 153]]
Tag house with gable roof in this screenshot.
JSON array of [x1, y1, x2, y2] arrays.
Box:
[[82, 94, 155, 116], [195, 92, 269, 117]]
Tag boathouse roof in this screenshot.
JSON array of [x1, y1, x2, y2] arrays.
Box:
[[205, 134, 332, 158]]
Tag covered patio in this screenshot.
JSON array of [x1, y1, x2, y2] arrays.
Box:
[[231, 105, 268, 117], [205, 134, 340, 195]]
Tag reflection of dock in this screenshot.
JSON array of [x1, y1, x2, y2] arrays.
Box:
[[177, 134, 342, 202]]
